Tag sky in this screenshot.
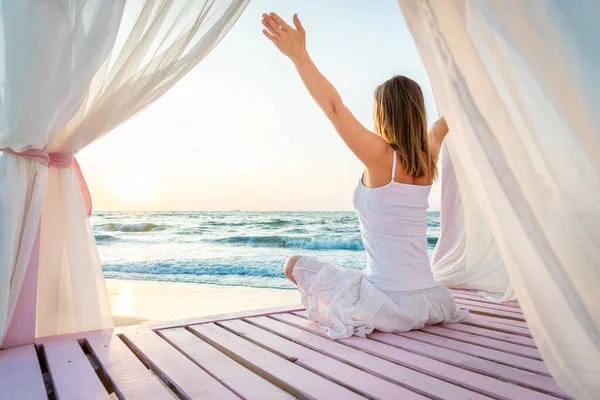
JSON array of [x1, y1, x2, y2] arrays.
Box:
[[78, 0, 441, 211]]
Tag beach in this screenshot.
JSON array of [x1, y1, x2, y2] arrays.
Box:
[[97, 210, 440, 326], [107, 278, 301, 326]]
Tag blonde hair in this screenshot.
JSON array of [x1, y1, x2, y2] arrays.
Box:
[[374, 75, 437, 181]]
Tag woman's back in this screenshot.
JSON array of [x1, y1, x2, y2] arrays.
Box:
[[354, 150, 437, 292]]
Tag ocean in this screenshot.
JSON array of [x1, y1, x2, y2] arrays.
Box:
[[93, 211, 440, 290]]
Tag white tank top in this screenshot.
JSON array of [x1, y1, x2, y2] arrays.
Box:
[[353, 151, 438, 292]]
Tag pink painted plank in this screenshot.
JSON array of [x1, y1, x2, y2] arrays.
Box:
[[477, 315, 530, 328], [451, 292, 522, 309], [251, 316, 512, 400], [450, 289, 520, 304], [190, 323, 363, 399], [442, 323, 538, 348], [458, 303, 526, 321], [35, 328, 115, 344], [466, 315, 533, 337], [422, 326, 542, 359], [144, 304, 305, 330], [120, 327, 236, 399], [85, 331, 174, 400], [291, 310, 309, 318], [456, 299, 526, 316], [159, 327, 293, 399], [0, 345, 46, 399], [396, 330, 548, 375], [43, 338, 109, 400], [366, 331, 567, 397], [271, 313, 559, 400], [220, 319, 423, 400]]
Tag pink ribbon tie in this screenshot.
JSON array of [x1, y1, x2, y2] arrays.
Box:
[[1, 147, 92, 217]]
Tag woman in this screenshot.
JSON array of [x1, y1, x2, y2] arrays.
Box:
[[262, 13, 469, 339]]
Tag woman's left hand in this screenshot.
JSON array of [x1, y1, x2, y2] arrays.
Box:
[[262, 13, 308, 63]]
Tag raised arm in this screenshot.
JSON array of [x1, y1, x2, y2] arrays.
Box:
[[262, 13, 388, 167], [428, 116, 449, 162]]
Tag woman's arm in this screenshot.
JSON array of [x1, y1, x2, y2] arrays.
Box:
[[428, 116, 449, 161], [262, 13, 388, 167]]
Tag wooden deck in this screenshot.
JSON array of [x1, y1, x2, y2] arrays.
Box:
[[0, 289, 570, 399]]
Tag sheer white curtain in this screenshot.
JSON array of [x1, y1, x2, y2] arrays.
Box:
[[398, 1, 600, 398], [431, 143, 512, 299], [0, 0, 248, 343]]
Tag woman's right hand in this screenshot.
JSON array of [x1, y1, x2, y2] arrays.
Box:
[[262, 13, 308, 64]]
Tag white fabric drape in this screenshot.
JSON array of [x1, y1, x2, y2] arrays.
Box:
[[398, 1, 600, 398], [0, 0, 248, 342], [431, 143, 512, 299]]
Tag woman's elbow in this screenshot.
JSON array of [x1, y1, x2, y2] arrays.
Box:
[[435, 116, 449, 136], [324, 101, 342, 119]]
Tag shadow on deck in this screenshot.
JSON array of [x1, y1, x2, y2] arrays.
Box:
[[0, 290, 570, 399]]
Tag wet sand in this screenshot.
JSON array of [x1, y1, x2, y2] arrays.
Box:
[[106, 278, 301, 326]]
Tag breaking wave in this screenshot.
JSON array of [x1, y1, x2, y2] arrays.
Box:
[[212, 235, 365, 250], [99, 222, 163, 232]]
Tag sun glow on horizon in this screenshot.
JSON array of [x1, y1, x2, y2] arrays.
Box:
[[114, 174, 158, 204]]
